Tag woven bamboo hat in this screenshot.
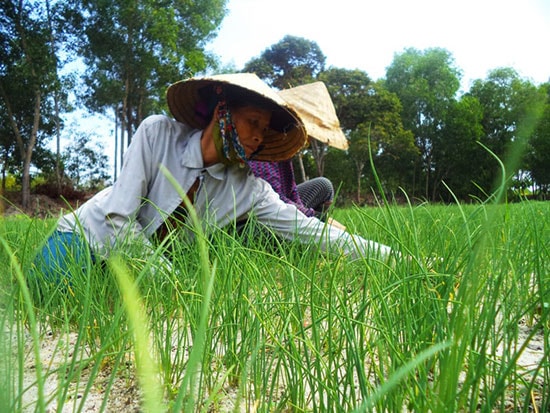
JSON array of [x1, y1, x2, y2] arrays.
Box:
[[166, 73, 307, 161], [278, 81, 348, 150]]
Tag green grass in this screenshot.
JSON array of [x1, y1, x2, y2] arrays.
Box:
[[1, 198, 548, 412]]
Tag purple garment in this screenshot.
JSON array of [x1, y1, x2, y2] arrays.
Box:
[[248, 160, 316, 217]]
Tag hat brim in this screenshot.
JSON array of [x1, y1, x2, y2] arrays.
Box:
[[167, 73, 307, 161], [279, 82, 348, 150]]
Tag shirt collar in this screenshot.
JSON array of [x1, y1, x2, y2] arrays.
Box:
[[180, 130, 205, 169], [205, 163, 227, 180], [181, 129, 227, 181]]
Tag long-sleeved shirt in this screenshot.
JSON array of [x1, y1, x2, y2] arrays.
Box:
[[247, 159, 316, 217], [57, 115, 391, 260]]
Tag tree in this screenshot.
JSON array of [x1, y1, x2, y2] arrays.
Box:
[[385, 47, 461, 200], [63, 131, 110, 190], [0, 0, 60, 208], [527, 83, 550, 196], [430, 95, 484, 201], [319, 68, 373, 198], [358, 81, 418, 194], [320, 69, 417, 200], [46, 0, 63, 193], [0, 100, 17, 190], [243, 35, 326, 89], [322, 148, 354, 202], [468, 68, 546, 196], [348, 124, 373, 202], [319, 68, 373, 131], [73, 0, 227, 165]]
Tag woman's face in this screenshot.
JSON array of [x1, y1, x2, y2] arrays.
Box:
[[230, 106, 272, 158]]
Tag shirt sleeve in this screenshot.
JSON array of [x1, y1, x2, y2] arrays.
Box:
[[250, 178, 392, 260], [78, 114, 164, 256], [91, 117, 159, 249], [57, 115, 196, 258]]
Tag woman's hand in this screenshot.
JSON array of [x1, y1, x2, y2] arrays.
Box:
[[327, 217, 346, 231]]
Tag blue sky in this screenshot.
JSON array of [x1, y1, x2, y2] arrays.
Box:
[[207, 0, 550, 90]]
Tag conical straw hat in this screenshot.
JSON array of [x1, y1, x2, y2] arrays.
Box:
[[167, 73, 307, 161], [279, 81, 348, 150]]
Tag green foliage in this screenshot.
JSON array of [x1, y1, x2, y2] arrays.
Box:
[[320, 70, 418, 200], [243, 35, 326, 89], [385, 47, 462, 200], [1, 174, 19, 191], [386, 47, 461, 131], [468, 68, 547, 197], [75, 0, 228, 134], [0, 0, 63, 207], [62, 130, 110, 190], [2, 0, 229, 206], [527, 83, 550, 194], [319, 67, 373, 131], [323, 149, 355, 200], [2, 199, 549, 411], [431, 94, 485, 200]]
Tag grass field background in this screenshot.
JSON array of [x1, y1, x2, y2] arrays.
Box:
[[1, 198, 548, 412]]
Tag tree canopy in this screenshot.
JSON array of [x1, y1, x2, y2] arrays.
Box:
[[1, 0, 229, 208], [1, 10, 549, 207], [243, 35, 326, 89], [526, 84, 550, 194], [385, 47, 462, 199], [0, 0, 62, 208], [74, 0, 227, 148]]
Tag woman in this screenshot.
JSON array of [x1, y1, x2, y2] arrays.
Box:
[[247, 81, 349, 221], [247, 159, 334, 218], [33, 73, 392, 282]]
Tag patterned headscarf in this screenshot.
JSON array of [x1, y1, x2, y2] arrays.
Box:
[[217, 101, 247, 165], [212, 85, 262, 166]]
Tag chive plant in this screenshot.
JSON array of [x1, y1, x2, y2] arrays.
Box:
[[1, 196, 548, 412]]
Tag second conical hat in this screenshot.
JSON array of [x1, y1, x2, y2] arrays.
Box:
[[278, 81, 348, 150]]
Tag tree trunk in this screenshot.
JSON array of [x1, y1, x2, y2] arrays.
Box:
[[55, 104, 61, 195], [21, 153, 32, 210], [120, 98, 127, 168], [114, 105, 119, 181], [21, 91, 41, 210], [297, 152, 307, 183], [47, 0, 62, 196], [1, 156, 6, 192], [126, 106, 133, 148], [0, 82, 40, 210], [310, 139, 327, 177], [356, 161, 364, 203]]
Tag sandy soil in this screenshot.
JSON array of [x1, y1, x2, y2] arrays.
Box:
[[19, 329, 141, 413], [1, 193, 82, 218], [15, 317, 546, 412]]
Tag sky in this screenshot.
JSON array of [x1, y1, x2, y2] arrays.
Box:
[[67, 0, 550, 178], [207, 0, 550, 91]]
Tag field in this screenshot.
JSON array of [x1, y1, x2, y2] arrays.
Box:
[[1, 198, 548, 412]]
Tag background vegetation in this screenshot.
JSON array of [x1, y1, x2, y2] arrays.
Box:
[[1, 197, 548, 411], [1, 1, 549, 210]]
